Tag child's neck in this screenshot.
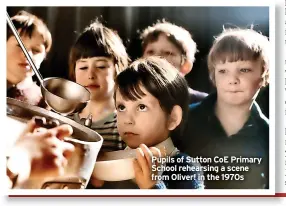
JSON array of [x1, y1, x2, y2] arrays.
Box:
[[215, 98, 252, 137], [16, 77, 34, 89], [80, 98, 115, 122]]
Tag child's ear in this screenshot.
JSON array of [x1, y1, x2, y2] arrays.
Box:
[[258, 71, 266, 88], [167, 105, 183, 131], [180, 60, 192, 76], [259, 78, 265, 88]]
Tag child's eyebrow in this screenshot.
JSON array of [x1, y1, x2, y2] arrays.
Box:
[[95, 58, 109, 62], [115, 100, 125, 105], [77, 59, 87, 63], [238, 62, 252, 66], [137, 97, 156, 105]]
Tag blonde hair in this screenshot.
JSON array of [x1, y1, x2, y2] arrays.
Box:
[[141, 20, 197, 63], [7, 11, 52, 53], [208, 27, 270, 86]]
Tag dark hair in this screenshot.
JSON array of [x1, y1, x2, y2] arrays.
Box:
[[208, 27, 270, 86], [69, 20, 130, 81], [114, 56, 189, 137], [7, 10, 52, 53], [140, 20, 197, 63]]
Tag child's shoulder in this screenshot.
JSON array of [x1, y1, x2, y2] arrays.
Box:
[[171, 152, 190, 160], [251, 101, 269, 128], [189, 93, 216, 118]]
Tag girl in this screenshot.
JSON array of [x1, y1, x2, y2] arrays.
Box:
[[68, 21, 129, 151]]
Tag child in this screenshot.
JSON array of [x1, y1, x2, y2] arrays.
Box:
[[68, 21, 129, 151], [140, 21, 208, 104], [92, 57, 204, 189], [7, 11, 52, 107], [175, 28, 270, 189]]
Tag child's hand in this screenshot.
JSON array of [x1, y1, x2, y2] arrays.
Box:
[[133, 144, 162, 189], [90, 175, 105, 188], [7, 119, 75, 185]]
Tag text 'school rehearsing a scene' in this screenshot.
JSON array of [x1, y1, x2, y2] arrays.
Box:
[[6, 7, 269, 190]]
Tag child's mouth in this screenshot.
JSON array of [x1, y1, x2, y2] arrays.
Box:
[[86, 85, 100, 89], [124, 132, 138, 137], [19, 63, 30, 71], [228, 91, 242, 93]]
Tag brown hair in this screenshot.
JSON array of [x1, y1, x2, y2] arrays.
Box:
[[114, 56, 189, 137], [7, 10, 52, 53], [69, 20, 130, 81], [208, 27, 270, 86]]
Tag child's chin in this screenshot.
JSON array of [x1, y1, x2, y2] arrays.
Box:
[[126, 141, 140, 149], [225, 99, 250, 106]]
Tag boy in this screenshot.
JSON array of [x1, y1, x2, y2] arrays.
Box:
[[176, 28, 269, 189], [68, 21, 129, 151], [140, 21, 207, 104], [91, 57, 204, 189], [7, 11, 52, 106]]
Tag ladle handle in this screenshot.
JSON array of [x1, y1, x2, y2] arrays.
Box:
[[6, 12, 44, 84]]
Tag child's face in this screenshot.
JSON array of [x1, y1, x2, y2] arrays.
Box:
[[143, 34, 183, 72], [115, 85, 170, 149], [214, 60, 263, 106], [6, 29, 46, 84], [75, 57, 115, 101]]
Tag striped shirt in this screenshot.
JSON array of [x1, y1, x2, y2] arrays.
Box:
[[70, 112, 125, 151]]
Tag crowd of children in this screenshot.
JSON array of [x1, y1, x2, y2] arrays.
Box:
[[6, 10, 269, 190]]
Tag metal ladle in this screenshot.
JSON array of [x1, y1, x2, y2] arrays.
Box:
[[6, 12, 91, 116]]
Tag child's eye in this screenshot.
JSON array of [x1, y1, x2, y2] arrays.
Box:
[[164, 51, 174, 56], [79, 67, 88, 70], [146, 50, 154, 55], [218, 69, 226, 74], [116, 104, 126, 112], [240, 68, 251, 73], [32, 48, 41, 54], [137, 104, 147, 111], [96, 65, 107, 69]]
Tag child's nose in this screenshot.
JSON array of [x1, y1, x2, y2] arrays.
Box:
[[24, 49, 36, 65], [124, 113, 135, 125], [88, 68, 96, 80], [228, 73, 239, 85]]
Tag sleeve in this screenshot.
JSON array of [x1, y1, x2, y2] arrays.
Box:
[[162, 153, 204, 189], [151, 181, 167, 189]]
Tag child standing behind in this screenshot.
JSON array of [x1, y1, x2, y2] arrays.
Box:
[[140, 21, 208, 104], [175, 28, 270, 189], [68, 21, 129, 151]]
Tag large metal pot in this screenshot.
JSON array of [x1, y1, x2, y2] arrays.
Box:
[[7, 98, 103, 189]]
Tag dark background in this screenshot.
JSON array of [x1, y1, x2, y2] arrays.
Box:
[[7, 7, 269, 93]]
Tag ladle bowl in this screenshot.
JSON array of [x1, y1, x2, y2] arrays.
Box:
[[41, 77, 90, 116]]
